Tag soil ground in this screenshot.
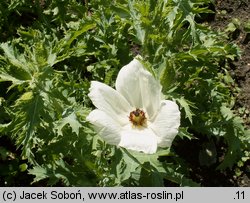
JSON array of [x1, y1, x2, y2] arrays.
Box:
[[209, 0, 250, 186], [173, 0, 250, 187], [212, 0, 250, 114]]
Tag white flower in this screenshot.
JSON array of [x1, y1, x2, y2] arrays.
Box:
[[87, 58, 180, 154]]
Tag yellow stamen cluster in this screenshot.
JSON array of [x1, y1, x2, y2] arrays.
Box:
[[129, 108, 147, 127]]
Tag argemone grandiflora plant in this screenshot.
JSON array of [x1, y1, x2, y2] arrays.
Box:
[[0, 0, 249, 186]]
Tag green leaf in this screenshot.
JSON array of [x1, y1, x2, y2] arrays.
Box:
[[0, 72, 26, 86], [164, 163, 200, 186], [28, 166, 49, 184], [0, 43, 32, 78], [64, 22, 96, 48], [220, 105, 234, 120], [114, 149, 141, 184], [175, 96, 195, 123], [19, 163, 28, 172], [16, 93, 44, 163], [178, 127, 196, 140], [55, 110, 82, 136]]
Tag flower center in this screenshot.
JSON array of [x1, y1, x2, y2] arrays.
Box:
[[129, 108, 147, 127]]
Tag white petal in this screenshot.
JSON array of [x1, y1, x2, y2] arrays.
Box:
[[115, 59, 162, 119], [150, 100, 180, 148], [87, 110, 121, 145], [88, 81, 132, 125], [118, 125, 158, 154]]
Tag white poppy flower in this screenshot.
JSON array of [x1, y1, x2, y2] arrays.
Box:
[[87, 58, 181, 154]]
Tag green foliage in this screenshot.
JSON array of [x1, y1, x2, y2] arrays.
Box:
[[0, 0, 249, 186]]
